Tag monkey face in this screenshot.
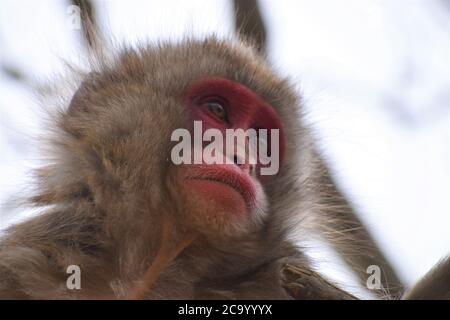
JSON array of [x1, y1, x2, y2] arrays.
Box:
[[171, 77, 286, 238]]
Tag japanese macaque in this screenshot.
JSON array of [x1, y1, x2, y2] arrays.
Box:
[[0, 37, 448, 300]]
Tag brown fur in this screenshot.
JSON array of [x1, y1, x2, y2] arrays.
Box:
[[403, 257, 450, 300], [0, 37, 447, 300]]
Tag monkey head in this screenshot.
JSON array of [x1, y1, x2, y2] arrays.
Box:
[[57, 38, 305, 254]]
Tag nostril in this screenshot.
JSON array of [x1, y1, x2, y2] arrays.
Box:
[[233, 155, 254, 173], [233, 155, 239, 165], [233, 155, 246, 167]]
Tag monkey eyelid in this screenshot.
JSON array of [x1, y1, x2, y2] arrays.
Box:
[[197, 95, 231, 124]]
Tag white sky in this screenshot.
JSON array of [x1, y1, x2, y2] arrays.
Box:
[[1, 0, 449, 297]]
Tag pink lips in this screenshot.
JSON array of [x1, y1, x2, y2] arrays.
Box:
[[184, 164, 256, 209]]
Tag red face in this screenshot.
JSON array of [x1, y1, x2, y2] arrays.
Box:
[[175, 77, 286, 236]]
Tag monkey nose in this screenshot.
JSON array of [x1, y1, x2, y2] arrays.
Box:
[[233, 155, 255, 174]]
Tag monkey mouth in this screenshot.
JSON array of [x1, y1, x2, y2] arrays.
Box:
[[183, 165, 256, 209]]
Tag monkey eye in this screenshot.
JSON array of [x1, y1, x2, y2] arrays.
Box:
[[204, 100, 228, 123]]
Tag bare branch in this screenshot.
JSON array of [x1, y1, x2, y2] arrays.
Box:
[[70, 0, 102, 50], [232, 0, 267, 54]]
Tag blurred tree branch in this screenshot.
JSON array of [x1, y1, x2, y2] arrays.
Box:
[[232, 0, 267, 54], [70, 0, 102, 50], [1, 65, 26, 82]]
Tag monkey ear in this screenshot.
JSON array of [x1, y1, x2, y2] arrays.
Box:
[[67, 72, 101, 115], [64, 72, 101, 138]]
